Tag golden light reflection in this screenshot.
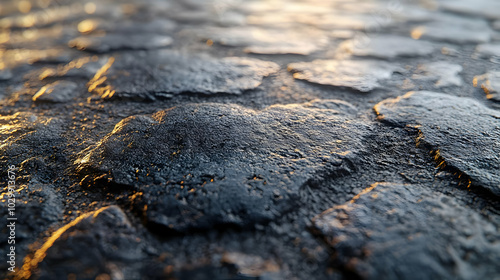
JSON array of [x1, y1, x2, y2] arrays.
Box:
[[84, 2, 97, 14], [0, 186, 26, 200], [87, 57, 116, 99], [411, 27, 425, 40], [349, 183, 378, 204], [0, 48, 62, 69], [18, 0, 32, 14], [32, 86, 48, 101], [77, 19, 98, 33]]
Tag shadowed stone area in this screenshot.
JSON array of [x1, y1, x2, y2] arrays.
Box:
[[89, 51, 280, 100], [75, 101, 367, 231], [374, 91, 500, 196], [18, 206, 146, 280], [0, 183, 63, 273], [313, 182, 500, 280], [288, 60, 402, 92]]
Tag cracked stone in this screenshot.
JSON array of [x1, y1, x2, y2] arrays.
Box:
[[75, 101, 368, 231], [474, 71, 500, 103], [313, 182, 500, 280], [338, 35, 435, 59], [19, 206, 145, 280], [69, 34, 173, 53], [91, 51, 280, 100], [32, 81, 80, 103], [374, 91, 500, 196], [411, 14, 491, 44], [412, 61, 463, 88], [288, 60, 402, 92]]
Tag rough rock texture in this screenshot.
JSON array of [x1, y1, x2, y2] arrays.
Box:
[[374, 91, 500, 196], [18, 206, 146, 280], [412, 62, 463, 88], [1, 0, 500, 279], [288, 60, 402, 92], [474, 71, 500, 103], [88, 51, 280, 100], [313, 182, 500, 280], [0, 113, 64, 159], [338, 35, 435, 59], [76, 101, 367, 231]]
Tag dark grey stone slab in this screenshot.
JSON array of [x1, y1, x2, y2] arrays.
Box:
[[313, 182, 500, 280], [75, 101, 368, 231], [374, 91, 500, 196]]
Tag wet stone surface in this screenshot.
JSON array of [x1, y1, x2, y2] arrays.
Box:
[[32, 81, 80, 103], [476, 43, 500, 58], [338, 35, 435, 59], [412, 61, 463, 88], [19, 206, 147, 280], [68, 34, 174, 53], [374, 91, 500, 196], [201, 27, 328, 55], [89, 51, 280, 100], [1, 0, 499, 279], [411, 14, 492, 44], [76, 101, 368, 231], [313, 182, 500, 280], [288, 60, 403, 92]]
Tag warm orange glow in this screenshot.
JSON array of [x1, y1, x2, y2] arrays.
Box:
[[78, 19, 98, 33], [411, 27, 425, 40], [87, 57, 116, 98], [32, 86, 48, 101], [349, 183, 378, 204]]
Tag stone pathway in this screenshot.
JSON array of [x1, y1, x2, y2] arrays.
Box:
[[0, 0, 499, 279]]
